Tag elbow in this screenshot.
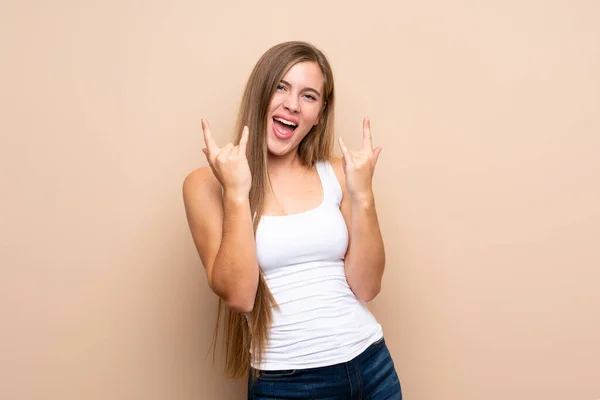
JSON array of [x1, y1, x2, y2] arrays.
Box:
[[222, 289, 257, 314], [208, 273, 257, 314], [226, 297, 255, 314], [209, 287, 256, 314], [355, 283, 381, 303]]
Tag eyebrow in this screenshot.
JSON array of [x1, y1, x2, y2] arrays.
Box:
[[280, 79, 322, 97]]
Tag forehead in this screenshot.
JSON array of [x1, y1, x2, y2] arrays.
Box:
[[281, 61, 324, 89]]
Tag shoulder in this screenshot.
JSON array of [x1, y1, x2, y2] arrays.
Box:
[[182, 166, 222, 209], [183, 166, 219, 192]]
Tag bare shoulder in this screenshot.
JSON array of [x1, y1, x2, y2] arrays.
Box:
[[183, 166, 220, 199], [182, 166, 223, 220]]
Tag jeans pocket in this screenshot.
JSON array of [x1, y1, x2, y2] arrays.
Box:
[[259, 369, 298, 381]]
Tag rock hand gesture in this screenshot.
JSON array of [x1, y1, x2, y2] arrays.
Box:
[[337, 117, 382, 204], [201, 118, 252, 201]]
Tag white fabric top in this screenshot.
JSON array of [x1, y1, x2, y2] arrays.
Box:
[[250, 160, 383, 370]]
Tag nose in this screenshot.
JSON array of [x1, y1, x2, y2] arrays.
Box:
[[283, 95, 299, 114]]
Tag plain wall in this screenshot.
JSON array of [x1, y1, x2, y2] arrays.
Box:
[[1, 1, 599, 399]]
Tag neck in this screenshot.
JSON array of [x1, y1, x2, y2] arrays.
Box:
[[267, 150, 305, 176]]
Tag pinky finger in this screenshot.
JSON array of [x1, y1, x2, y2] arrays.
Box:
[[237, 126, 249, 156], [373, 147, 382, 165]]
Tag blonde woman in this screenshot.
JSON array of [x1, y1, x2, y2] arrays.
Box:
[[183, 41, 402, 399]]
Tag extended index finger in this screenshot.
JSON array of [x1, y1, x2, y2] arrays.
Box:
[[362, 117, 373, 151], [362, 117, 373, 150]]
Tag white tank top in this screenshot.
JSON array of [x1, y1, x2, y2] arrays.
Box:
[[250, 160, 383, 370]]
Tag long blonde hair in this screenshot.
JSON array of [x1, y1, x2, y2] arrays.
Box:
[[210, 41, 336, 381]]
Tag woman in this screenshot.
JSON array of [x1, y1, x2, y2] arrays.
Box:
[[183, 41, 402, 399]]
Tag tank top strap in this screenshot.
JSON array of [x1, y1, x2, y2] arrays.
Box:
[[315, 160, 343, 206]]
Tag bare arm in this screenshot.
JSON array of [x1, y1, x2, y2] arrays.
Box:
[[182, 169, 258, 313], [182, 120, 258, 313], [333, 117, 386, 302], [331, 157, 385, 302]]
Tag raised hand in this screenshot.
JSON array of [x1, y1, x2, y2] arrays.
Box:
[[201, 118, 252, 201], [337, 117, 382, 204]]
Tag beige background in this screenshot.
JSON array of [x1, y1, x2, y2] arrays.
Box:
[[1, 1, 599, 399]]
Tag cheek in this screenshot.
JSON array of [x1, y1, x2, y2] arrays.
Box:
[[306, 108, 322, 126], [268, 93, 284, 111], [297, 121, 317, 142]]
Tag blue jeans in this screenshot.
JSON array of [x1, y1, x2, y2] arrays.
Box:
[[247, 337, 402, 399]]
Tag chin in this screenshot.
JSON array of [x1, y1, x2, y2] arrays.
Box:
[[267, 142, 294, 157], [267, 129, 299, 158]]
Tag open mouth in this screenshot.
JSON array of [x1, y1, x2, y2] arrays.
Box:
[[273, 117, 298, 137]]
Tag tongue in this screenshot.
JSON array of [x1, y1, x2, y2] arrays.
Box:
[[274, 119, 295, 135]]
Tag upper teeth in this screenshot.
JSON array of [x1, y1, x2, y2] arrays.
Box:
[[275, 117, 297, 127]]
